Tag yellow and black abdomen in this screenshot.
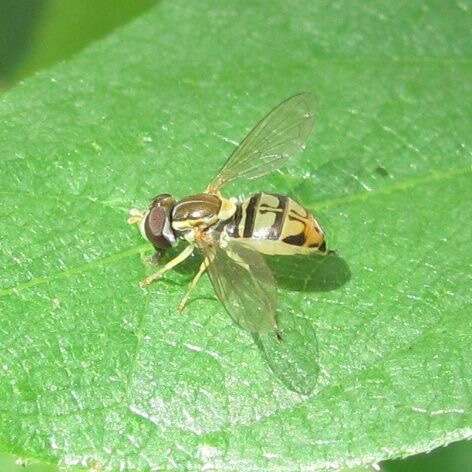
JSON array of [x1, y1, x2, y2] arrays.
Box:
[[225, 192, 326, 255]]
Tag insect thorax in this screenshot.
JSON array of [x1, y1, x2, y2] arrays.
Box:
[[171, 193, 237, 234]]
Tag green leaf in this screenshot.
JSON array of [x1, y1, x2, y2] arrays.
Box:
[[1, 0, 471, 470], [0, 452, 59, 472]]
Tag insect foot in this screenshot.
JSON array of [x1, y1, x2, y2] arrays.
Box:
[[127, 208, 145, 225], [139, 274, 161, 287]]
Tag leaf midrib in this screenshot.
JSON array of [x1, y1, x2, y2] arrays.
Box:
[[2, 164, 470, 298]]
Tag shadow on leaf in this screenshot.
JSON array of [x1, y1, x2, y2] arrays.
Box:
[[165, 245, 351, 295], [267, 251, 351, 293], [254, 307, 319, 395], [152, 246, 349, 395]]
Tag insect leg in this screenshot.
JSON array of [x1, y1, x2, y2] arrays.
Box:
[[177, 255, 213, 312], [127, 208, 146, 225], [140, 244, 194, 287]]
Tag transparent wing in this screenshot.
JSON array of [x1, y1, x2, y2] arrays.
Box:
[[254, 313, 320, 395], [198, 239, 277, 334], [207, 93, 315, 192], [198, 238, 319, 394]]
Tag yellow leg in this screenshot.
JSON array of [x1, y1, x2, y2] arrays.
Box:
[[127, 208, 145, 225], [140, 244, 194, 287], [178, 257, 211, 312]]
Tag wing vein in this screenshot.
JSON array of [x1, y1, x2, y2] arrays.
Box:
[[208, 93, 315, 191]]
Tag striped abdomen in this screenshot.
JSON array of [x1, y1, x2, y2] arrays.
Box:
[[225, 192, 326, 255]]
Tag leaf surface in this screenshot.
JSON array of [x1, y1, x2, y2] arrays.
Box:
[[0, 0, 471, 470]]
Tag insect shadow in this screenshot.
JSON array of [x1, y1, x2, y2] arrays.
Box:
[[266, 251, 351, 293], [149, 248, 349, 395], [156, 246, 350, 294]]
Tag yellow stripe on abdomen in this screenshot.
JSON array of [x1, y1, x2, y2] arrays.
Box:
[[226, 193, 326, 254]]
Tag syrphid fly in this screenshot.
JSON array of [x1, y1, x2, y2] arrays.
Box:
[[129, 94, 328, 393]]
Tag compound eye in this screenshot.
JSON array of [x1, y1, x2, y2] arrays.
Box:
[[144, 205, 174, 249], [150, 193, 173, 209]]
